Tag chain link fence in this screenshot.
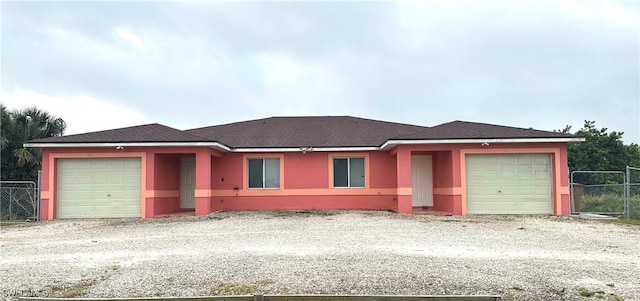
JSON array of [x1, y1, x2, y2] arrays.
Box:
[[0, 181, 39, 221], [570, 171, 626, 215], [626, 166, 640, 220]]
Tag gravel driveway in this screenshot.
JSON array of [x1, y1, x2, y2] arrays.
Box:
[[1, 211, 639, 301]]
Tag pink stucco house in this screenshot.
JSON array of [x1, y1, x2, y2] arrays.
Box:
[[25, 116, 582, 220]]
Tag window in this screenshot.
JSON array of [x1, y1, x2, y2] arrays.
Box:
[[248, 158, 280, 188], [333, 157, 365, 188]]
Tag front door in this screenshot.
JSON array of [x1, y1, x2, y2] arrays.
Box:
[[180, 156, 196, 209], [411, 155, 433, 207]]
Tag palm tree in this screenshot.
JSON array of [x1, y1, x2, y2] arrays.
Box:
[[0, 104, 10, 150], [1, 106, 66, 180]]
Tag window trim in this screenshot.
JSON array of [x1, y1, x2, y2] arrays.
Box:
[[243, 154, 284, 190], [329, 153, 370, 189]]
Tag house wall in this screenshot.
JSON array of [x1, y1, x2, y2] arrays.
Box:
[[393, 142, 570, 215], [432, 151, 462, 213], [284, 152, 329, 189], [38, 141, 571, 220], [38, 146, 216, 220], [206, 150, 398, 212], [149, 154, 181, 215], [211, 152, 242, 189]]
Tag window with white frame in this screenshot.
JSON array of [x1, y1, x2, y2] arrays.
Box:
[[248, 158, 280, 188], [333, 157, 365, 188]]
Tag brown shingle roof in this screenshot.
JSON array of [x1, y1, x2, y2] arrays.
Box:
[[27, 117, 579, 148], [186, 116, 429, 148], [394, 120, 578, 140], [27, 123, 210, 143]]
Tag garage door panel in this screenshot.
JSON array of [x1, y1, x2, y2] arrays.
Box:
[[124, 190, 140, 198], [58, 190, 77, 199], [92, 160, 107, 169], [125, 173, 140, 181], [76, 190, 93, 199], [466, 154, 552, 215], [534, 170, 550, 180], [501, 170, 516, 178], [109, 174, 126, 184], [516, 171, 533, 180], [57, 158, 141, 218]]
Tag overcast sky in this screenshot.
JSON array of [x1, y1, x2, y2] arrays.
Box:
[[2, 1, 639, 143]]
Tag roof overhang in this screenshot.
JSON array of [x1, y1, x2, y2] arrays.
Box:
[[22, 142, 232, 152], [22, 142, 378, 153], [233, 147, 380, 153], [25, 137, 585, 153], [380, 137, 585, 150]]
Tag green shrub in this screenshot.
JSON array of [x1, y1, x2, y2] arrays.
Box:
[[578, 194, 640, 220]]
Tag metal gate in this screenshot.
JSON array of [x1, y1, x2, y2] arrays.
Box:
[[0, 181, 39, 221], [570, 171, 626, 215], [626, 166, 640, 219]]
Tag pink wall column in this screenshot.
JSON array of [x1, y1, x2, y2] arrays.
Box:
[[195, 149, 212, 216], [143, 152, 156, 218], [450, 148, 463, 215], [395, 147, 412, 213], [558, 145, 570, 214], [40, 149, 52, 220]]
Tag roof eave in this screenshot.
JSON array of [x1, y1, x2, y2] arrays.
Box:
[[24, 137, 585, 153], [23, 142, 232, 152], [380, 137, 586, 150], [232, 146, 380, 153], [22, 142, 379, 153]]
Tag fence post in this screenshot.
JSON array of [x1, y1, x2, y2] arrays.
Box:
[[626, 166, 630, 219], [37, 171, 42, 221], [570, 171, 574, 213], [8, 187, 13, 220]]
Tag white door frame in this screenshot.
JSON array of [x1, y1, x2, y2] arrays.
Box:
[[411, 155, 434, 207], [180, 156, 196, 209]]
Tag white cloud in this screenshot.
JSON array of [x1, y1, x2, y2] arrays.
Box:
[[1, 88, 153, 135], [46, 27, 127, 62], [254, 53, 345, 115], [559, 0, 640, 29], [114, 27, 160, 57]]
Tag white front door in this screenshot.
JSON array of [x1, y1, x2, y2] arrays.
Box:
[[180, 156, 196, 209], [411, 155, 433, 207]]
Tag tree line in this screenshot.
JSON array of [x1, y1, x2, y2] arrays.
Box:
[[1, 105, 66, 181], [1, 106, 639, 181], [561, 121, 640, 172]]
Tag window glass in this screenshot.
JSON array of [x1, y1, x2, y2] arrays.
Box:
[[264, 158, 280, 188], [333, 158, 349, 187], [349, 157, 365, 187], [248, 159, 263, 188]]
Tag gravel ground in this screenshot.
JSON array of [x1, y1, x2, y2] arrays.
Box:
[[1, 211, 639, 301]]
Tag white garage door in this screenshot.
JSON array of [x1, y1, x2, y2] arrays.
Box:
[[57, 158, 141, 218], [466, 154, 552, 214]]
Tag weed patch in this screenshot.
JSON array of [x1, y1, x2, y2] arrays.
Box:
[[579, 287, 596, 297], [270, 210, 337, 218], [548, 287, 566, 295], [209, 278, 277, 295], [47, 279, 97, 298], [611, 219, 640, 226], [211, 283, 258, 294]]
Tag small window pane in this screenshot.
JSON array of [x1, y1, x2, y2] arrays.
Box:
[[350, 158, 365, 187], [333, 158, 348, 187], [248, 159, 263, 188], [264, 158, 280, 188]]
